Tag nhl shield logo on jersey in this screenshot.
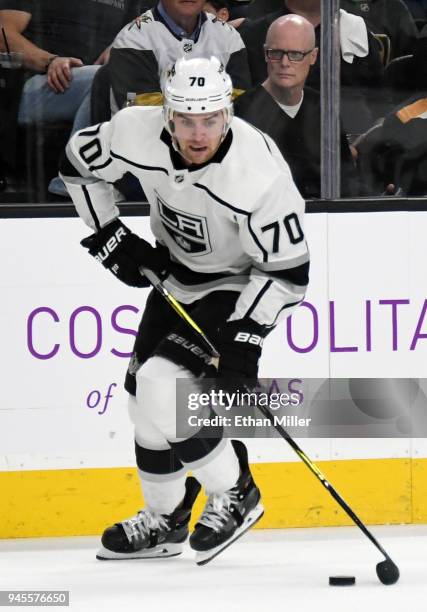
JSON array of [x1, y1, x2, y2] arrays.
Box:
[[157, 195, 211, 255], [183, 41, 193, 53]]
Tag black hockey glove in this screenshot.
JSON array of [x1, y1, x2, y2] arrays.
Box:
[[81, 219, 169, 288], [216, 319, 265, 393], [119, 233, 170, 279]]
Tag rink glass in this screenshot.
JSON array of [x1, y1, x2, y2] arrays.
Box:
[[0, 4, 425, 202]]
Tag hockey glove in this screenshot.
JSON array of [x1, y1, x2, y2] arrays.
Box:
[[80, 219, 168, 288], [119, 233, 170, 279], [216, 319, 265, 393]]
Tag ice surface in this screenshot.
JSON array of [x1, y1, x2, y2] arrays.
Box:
[[1, 525, 426, 612]]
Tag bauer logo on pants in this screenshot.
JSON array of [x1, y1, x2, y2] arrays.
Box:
[[157, 195, 212, 255]]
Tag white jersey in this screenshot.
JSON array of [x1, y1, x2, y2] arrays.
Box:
[[108, 9, 251, 112], [61, 106, 309, 328]]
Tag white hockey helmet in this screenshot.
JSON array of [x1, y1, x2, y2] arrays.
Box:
[[163, 56, 234, 140]]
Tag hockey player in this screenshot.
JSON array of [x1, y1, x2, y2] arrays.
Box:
[[60, 56, 309, 565]]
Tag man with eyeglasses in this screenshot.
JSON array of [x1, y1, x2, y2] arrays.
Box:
[[234, 14, 358, 198], [236, 0, 383, 134]]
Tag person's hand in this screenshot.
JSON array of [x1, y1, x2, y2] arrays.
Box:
[[119, 233, 170, 278], [80, 219, 148, 288], [216, 319, 265, 393], [81, 219, 170, 287], [47, 56, 83, 93]]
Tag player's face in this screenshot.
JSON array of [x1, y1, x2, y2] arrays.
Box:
[[265, 26, 318, 92], [162, 0, 205, 20], [173, 111, 226, 165]]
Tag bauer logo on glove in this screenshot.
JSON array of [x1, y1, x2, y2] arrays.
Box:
[[234, 332, 264, 346], [93, 226, 127, 264]]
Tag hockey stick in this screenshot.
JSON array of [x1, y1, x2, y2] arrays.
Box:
[[140, 267, 399, 585], [254, 402, 400, 585], [140, 267, 220, 368]]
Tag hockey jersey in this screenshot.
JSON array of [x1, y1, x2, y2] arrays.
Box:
[[61, 106, 309, 328], [108, 8, 251, 112]]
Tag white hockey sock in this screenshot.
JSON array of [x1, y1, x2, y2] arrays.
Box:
[[191, 439, 240, 494], [139, 472, 187, 515]]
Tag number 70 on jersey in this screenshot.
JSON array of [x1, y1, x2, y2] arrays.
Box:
[[261, 213, 304, 252]]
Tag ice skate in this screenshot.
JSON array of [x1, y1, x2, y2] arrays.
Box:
[[190, 440, 264, 565], [97, 476, 200, 560]]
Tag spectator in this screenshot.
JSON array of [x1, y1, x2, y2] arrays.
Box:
[[104, 0, 251, 117], [0, 1, 144, 127], [234, 14, 358, 198], [383, 24, 427, 109], [243, 0, 418, 57], [226, 0, 252, 20], [208, 0, 252, 21], [236, 0, 384, 133], [355, 93, 427, 196], [204, 0, 230, 21], [354, 25, 427, 195], [0, 0, 143, 195], [341, 0, 418, 60], [245, 0, 282, 18]]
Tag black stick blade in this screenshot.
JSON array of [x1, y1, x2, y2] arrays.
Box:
[[376, 560, 400, 584]]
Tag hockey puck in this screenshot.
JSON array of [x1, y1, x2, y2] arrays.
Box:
[[329, 576, 356, 586]]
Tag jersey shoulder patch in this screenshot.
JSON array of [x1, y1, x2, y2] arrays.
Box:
[[203, 12, 245, 44], [128, 12, 154, 32], [113, 10, 158, 50]]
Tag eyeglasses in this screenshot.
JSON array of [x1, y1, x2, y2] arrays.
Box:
[[264, 48, 314, 62]]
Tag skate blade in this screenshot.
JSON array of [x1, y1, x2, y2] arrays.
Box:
[[195, 503, 264, 566], [96, 542, 183, 561]]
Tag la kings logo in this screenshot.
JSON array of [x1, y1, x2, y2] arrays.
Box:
[[157, 194, 211, 255]]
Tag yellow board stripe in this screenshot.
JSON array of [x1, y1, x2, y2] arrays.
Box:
[[413, 459, 427, 523], [0, 458, 425, 539]]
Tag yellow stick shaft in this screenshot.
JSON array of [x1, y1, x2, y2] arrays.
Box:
[[140, 267, 220, 367]]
